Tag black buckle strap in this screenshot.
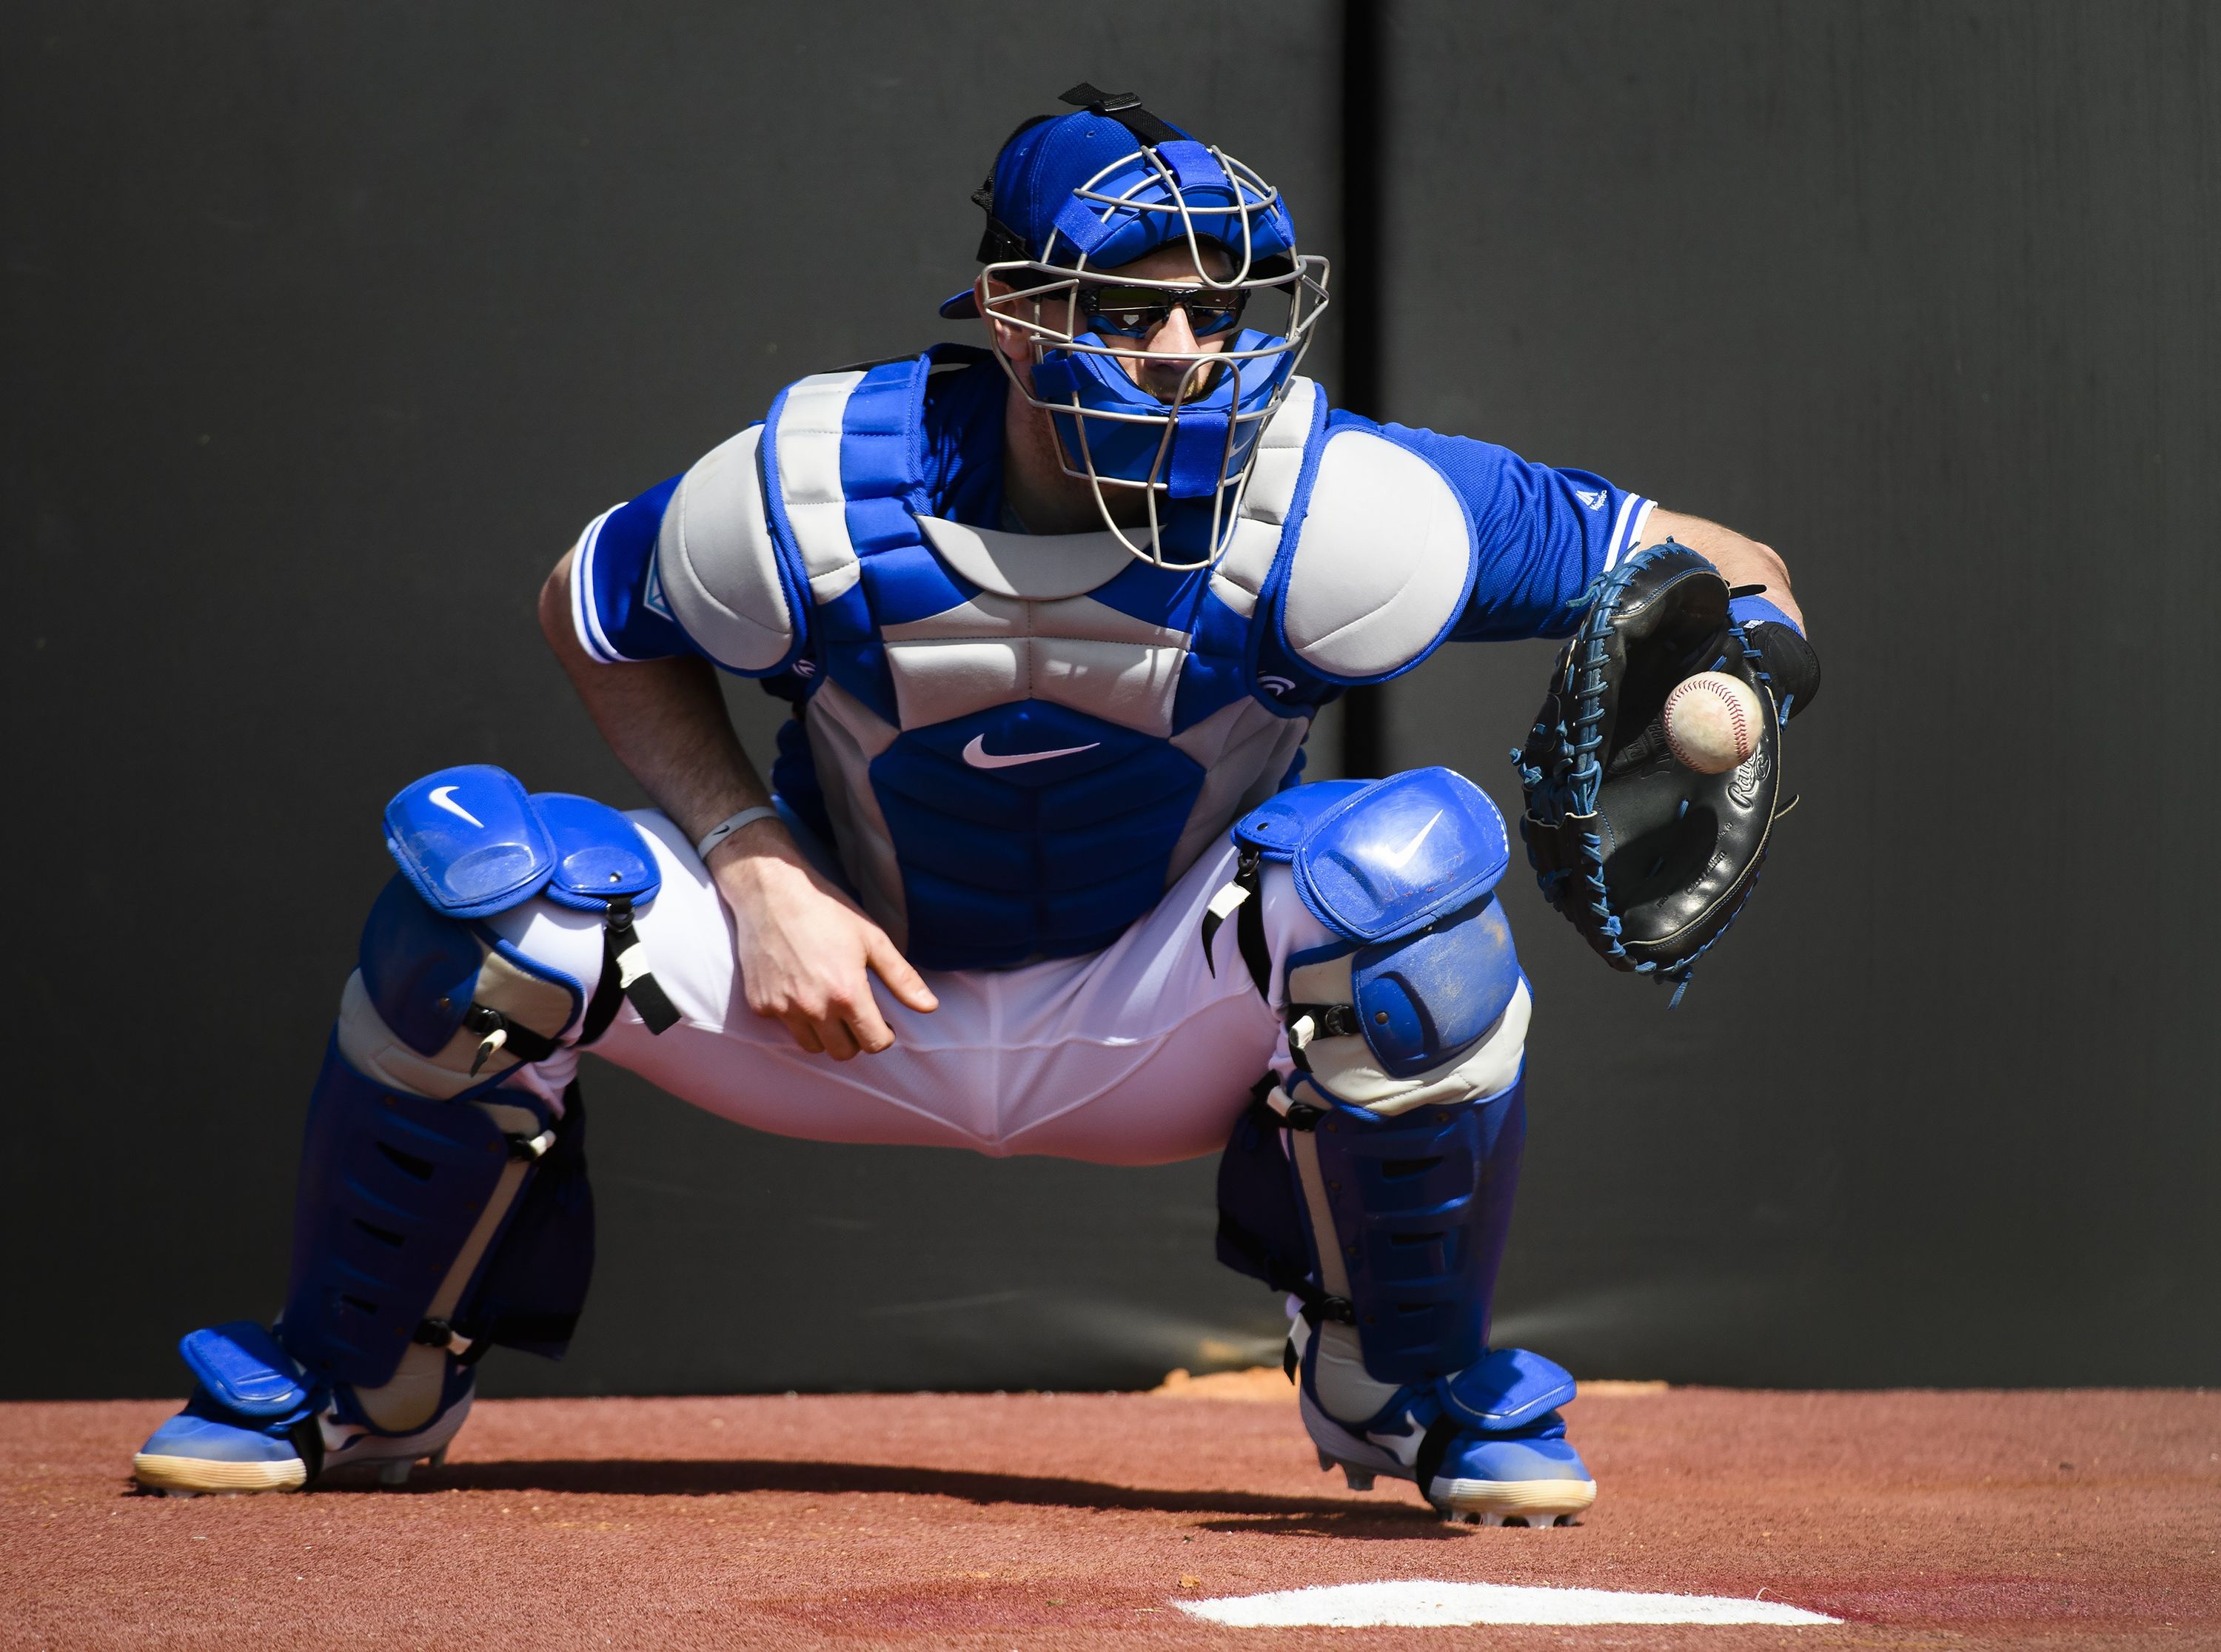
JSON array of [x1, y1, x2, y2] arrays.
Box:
[[465, 1004, 560, 1076], [605, 896, 680, 1033], [1242, 1076, 1326, 1134], [1299, 1289, 1358, 1326], [506, 1126, 556, 1162], [1287, 1002, 1361, 1041], [1213, 1209, 1353, 1326], [1284, 999, 1362, 1075], [580, 896, 680, 1044], [1199, 848, 1272, 1001], [412, 1317, 474, 1359], [475, 890, 677, 1071]]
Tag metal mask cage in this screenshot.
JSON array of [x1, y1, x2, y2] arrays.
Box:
[[974, 142, 1332, 570]]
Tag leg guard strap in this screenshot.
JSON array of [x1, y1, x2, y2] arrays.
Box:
[[1215, 1082, 1355, 1326]]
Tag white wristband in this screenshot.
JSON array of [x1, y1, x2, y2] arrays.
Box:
[[694, 805, 782, 863]]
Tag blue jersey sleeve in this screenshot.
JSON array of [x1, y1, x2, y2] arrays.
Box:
[[566, 474, 695, 664], [1344, 413, 1655, 642]]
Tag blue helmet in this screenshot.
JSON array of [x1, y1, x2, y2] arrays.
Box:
[[942, 86, 1330, 568]]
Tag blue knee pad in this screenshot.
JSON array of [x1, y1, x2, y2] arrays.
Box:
[[1202, 768, 1522, 1089], [373, 765, 680, 1070]]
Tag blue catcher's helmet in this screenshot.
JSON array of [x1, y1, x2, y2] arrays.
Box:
[[940, 84, 1330, 569]]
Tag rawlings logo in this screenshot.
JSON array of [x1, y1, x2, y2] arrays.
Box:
[[1729, 745, 1772, 807]]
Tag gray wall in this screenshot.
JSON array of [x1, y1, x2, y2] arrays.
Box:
[[4, 1, 2212, 1400], [1378, 1, 2220, 1385]]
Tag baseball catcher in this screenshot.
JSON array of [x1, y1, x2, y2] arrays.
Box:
[[133, 84, 1815, 1526]]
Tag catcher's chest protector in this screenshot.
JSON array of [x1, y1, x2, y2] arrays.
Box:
[[661, 349, 1476, 970]]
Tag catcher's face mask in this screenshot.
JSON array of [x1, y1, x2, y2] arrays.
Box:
[[939, 85, 1331, 570]]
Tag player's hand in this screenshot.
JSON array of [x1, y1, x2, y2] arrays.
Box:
[[706, 819, 938, 1059]]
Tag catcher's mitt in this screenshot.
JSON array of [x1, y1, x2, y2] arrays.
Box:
[[1513, 541, 1791, 995]]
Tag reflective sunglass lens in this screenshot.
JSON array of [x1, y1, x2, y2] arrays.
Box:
[[1088, 285, 1163, 311], [1083, 285, 1247, 337]]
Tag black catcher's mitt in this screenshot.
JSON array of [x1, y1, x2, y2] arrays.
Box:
[[1513, 541, 1798, 996]]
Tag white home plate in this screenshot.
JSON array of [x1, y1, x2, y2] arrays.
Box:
[[1176, 1579, 1839, 1628]]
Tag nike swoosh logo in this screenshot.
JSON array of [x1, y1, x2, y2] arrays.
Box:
[[962, 734, 1102, 770], [1380, 810, 1444, 870], [427, 785, 485, 828]]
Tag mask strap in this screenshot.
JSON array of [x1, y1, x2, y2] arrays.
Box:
[[1058, 82, 1183, 147]]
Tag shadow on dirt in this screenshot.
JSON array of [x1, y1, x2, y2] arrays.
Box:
[[343, 1455, 1459, 1530]]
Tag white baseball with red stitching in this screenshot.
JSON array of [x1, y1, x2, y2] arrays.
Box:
[[1663, 672, 1763, 774]]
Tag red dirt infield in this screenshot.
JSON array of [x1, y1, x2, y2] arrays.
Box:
[[4, 1382, 2214, 1649]]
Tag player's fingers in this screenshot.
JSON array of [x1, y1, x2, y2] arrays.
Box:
[[817, 1015, 860, 1062], [845, 995, 897, 1056], [783, 1013, 825, 1055], [865, 931, 939, 1013]]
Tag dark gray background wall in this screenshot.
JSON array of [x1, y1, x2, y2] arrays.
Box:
[[4, 1, 2214, 1401]]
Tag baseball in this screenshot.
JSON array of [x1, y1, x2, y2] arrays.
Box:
[[1663, 671, 1763, 773]]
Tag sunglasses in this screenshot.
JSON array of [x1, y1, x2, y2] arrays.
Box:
[[1076, 281, 1249, 339]]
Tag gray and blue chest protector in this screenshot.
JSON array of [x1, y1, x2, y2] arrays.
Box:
[[629, 348, 1485, 969]]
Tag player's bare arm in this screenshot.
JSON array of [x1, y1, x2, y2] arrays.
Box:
[[538, 551, 936, 1060], [1645, 508, 1803, 629]]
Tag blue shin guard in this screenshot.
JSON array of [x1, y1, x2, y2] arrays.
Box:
[[1210, 770, 1594, 1524], [1220, 1076, 1593, 1523], [281, 1040, 594, 1387], [1288, 1081, 1594, 1525], [134, 766, 649, 1495]]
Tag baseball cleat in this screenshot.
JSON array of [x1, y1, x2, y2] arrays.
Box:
[[1319, 1449, 1378, 1491], [309, 1386, 474, 1488], [133, 1404, 313, 1495], [131, 1321, 472, 1496], [1423, 1424, 1596, 1525], [1296, 1342, 1598, 1528]]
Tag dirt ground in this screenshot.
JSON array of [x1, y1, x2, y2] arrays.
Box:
[[4, 1381, 2214, 1650]]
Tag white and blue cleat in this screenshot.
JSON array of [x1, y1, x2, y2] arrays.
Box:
[[1294, 1331, 1598, 1527], [131, 1321, 472, 1496], [1302, 1387, 1596, 1526], [1422, 1426, 1597, 1526]]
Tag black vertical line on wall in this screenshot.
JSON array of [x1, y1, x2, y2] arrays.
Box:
[[1338, 0, 1389, 778]]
